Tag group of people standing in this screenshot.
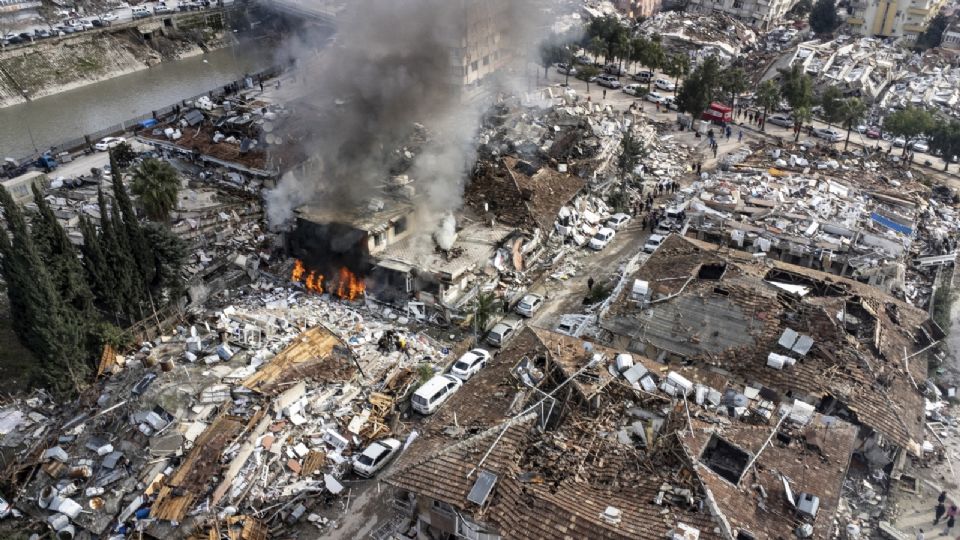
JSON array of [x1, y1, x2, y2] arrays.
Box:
[[918, 491, 959, 539]]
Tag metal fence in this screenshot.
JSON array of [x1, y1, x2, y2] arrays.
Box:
[[15, 64, 283, 165]]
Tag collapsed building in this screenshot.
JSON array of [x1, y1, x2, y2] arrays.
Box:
[[639, 12, 758, 60], [601, 234, 939, 460], [383, 326, 860, 539], [790, 38, 901, 100]]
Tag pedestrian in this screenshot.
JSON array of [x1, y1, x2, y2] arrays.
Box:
[[587, 277, 595, 291], [738, 129, 743, 142], [713, 145, 718, 158], [944, 514, 955, 536], [936, 502, 947, 525], [603, 89, 607, 99], [940, 492, 948, 505], [696, 161, 702, 175], [656, 101, 660, 112], [276, 80, 281, 89]]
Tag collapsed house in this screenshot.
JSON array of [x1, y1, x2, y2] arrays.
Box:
[[601, 234, 938, 459], [639, 12, 757, 59], [384, 326, 859, 539], [790, 38, 901, 100]]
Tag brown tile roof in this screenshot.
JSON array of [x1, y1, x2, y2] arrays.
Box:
[[602, 235, 929, 455], [679, 414, 858, 539], [241, 325, 356, 395]]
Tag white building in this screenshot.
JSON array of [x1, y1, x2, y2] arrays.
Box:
[[684, 0, 799, 30]]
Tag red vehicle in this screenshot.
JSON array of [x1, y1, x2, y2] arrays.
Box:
[[866, 126, 881, 139], [701, 102, 733, 124]]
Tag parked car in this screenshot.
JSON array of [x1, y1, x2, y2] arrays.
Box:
[[645, 91, 667, 104], [892, 137, 906, 147], [487, 319, 521, 348], [449, 348, 492, 380], [623, 83, 644, 96], [603, 63, 626, 76], [79, 19, 94, 29], [912, 139, 929, 153], [589, 227, 616, 250], [654, 78, 675, 91], [18, 32, 32, 40], [411, 374, 462, 415], [515, 294, 544, 318], [352, 438, 401, 477], [102, 12, 119, 21], [154, 2, 172, 13], [632, 70, 654, 82], [643, 234, 665, 254], [596, 74, 621, 89], [767, 114, 793, 127], [555, 63, 576, 76], [663, 97, 679, 111], [606, 213, 631, 230], [35, 29, 50, 38], [813, 127, 842, 142], [95, 136, 125, 151], [132, 6, 150, 18], [866, 126, 881, 139]]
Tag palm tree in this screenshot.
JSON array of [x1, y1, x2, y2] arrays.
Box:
[[839, 97, 867, 152], [130, 159, 180, 222], [473, 292, 502, 334], [720, 67, 748, 108], [792, 106, 812, 142], [755, 80, 780, 132]]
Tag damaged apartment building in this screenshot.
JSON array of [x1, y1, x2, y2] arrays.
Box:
[[600, 234, 940, 464], [383, 325, 861, 539]]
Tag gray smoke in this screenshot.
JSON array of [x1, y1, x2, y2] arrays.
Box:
[[266, 0, 552, 238]]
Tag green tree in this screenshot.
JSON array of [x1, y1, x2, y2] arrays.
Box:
[[578, 65, 601, 94], [792, 106, 813, 142], [110, 141, 137, 169], [0, 187, 87, 396], [663, 53, 690, 97], [130, 158, 180, 222], [539, 39, 563, 80], [928, 119, 960, 171], [98, 188, 142, 320], [779, 63, 814, 141], [638, 37, 666, 89], [79, 215, 121, 315], [587, 36, 606, 66], [676, 56, 722, 117], [839, 97, 867, 152], [30, 184, 94, 315], [884, 106, 935, 156], [790, 0, 813, 15], [720, 67, 748, 108], [116, 157, 159, 293], [819, 85, 845, 128], [915, 13, 948, 51], [473, 292, 502, 334], [809, 0, 839, 35], [755, 79, 781, 132], [142, 223, 187, 298]]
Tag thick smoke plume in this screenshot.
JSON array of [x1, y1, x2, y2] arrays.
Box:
[[267, 0, 504, 231]]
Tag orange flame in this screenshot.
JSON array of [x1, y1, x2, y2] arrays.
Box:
[[290, 259, 365, 301]]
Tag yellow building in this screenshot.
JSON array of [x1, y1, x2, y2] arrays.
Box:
[[847, 0, 949, 40]]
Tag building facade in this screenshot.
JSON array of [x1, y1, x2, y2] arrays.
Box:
[[448, 0, 514, 100], [847, 0, 949, 40], [943, 19, 960, 49], [684, 0, 798, 30]]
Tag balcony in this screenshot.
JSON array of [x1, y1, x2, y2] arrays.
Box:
[[906, 6, 930, 14], [847, 16, 865, 24], [903, 23, 926, 32]]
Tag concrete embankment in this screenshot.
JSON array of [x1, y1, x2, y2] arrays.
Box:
[[0, 11, 232, 108]]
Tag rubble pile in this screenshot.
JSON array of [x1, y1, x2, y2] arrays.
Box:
[[791, 37, 902, 101], [639, 12, 757, 58], [0, 278, 455, 538]]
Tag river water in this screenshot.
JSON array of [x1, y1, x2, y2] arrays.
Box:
[[0, 41, 279, 159]]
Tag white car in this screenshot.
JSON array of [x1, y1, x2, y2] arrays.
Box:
[[645, 91, 667, 104], [95, 136, 125, 151], [589, 227, 616, 250], [449, 348, 492, 380], [102, 12, 119, 21], [623, 83, 643, 96], [643, 234, 665, 253], [486, 319, 521, 348], [912, 140, 929, 153], [412, 374, 463, 414], [813, 128, 842, 142], [654, 78, 675, 91], [555, 63, 577, 76], [79, 19, 94, 29], [892, 137, 906, 147], [767, 114, 793, 127], [352, 438, 401, 477], [515, 294, 544, 318], [606, 213, 631, 230]]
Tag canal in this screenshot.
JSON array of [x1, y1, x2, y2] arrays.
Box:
[[0, 39, 279, 159]]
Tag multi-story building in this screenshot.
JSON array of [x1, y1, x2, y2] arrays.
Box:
[[846, 0, 949, 40], [0, 0, 40, 14], [448, 0, 514, 101], [942, 19, 960, 49], [684, 0, 798, 31], [614, 0, 662, 17]]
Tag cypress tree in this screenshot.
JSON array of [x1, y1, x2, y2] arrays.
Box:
[[111, 156, 156, 289], [0, 187, 87, 396], [143, 223, 187, 298], [98, 188, 141, 320], [79, 216, 120, 315], [30, 184, 94, 314]]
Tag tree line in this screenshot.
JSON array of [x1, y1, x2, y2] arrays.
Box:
[[0, 149, 185, 396]]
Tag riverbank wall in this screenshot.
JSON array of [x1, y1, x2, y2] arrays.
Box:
[[0, 10, 234, 108]]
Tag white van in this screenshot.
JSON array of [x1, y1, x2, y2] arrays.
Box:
[[411, 374, 462, 415]]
